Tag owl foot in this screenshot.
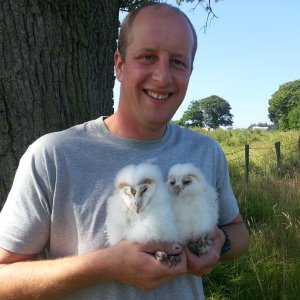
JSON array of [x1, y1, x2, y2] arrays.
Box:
[[154, 251, 168, 263], [154, 251, 180, 267], [168, 254, 181, 267], [188, 235, 212, 256]]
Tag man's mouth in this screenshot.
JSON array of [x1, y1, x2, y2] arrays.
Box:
[[145, 90, 172, 100]]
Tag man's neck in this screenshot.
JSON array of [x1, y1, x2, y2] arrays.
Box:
[[104, 113, 167, 140]]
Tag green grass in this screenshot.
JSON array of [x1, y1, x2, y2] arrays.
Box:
[[193, 129, 300, 300]]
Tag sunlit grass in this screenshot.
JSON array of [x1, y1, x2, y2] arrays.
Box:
[[204, 177, 300, 300], [194, 129, 300, 300]]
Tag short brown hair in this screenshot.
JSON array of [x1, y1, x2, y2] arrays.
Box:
[[118, 2, 198, 68]]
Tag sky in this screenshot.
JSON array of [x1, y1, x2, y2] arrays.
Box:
[[114, 0, 300, 129]]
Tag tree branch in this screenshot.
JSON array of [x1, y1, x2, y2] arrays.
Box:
[[185, 0, 218, 34], [119, 1, 219, 33]]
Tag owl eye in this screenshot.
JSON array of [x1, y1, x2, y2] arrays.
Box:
[[169, 180, 175, 186], [183, 179, 191, 186], [141, 186, 148, 196]]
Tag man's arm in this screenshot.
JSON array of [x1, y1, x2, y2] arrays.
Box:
[[185, 214, 250, 276], [217, 214, 250, 260], [0, 241, 186, 300]]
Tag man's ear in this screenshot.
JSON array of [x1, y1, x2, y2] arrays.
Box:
[[114, 51, 124, 82]]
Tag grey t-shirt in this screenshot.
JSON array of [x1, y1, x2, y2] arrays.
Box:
[[0, 117, 239, 299]]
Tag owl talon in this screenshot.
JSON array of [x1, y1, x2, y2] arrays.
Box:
[[154, 251, 169, 264], [168, 255, 180, 267], [188, 235, 212, 256], [154, 251, 180, 267]]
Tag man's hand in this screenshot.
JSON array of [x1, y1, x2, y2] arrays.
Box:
[[0, 215, 249, 298], [184, 227, 222, 277], [184, 214, 250, 277], [101, 240, 187, 291]]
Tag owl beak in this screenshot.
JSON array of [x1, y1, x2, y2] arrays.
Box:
[[131, 187, 137, 197], [135, 202, 142, 214], [174, 185, 181, 195]]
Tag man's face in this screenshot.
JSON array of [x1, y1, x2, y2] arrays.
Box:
[[115, 6, 194, 132]]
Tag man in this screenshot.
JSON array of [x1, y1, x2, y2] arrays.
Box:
[[0, 3, 249, 299]]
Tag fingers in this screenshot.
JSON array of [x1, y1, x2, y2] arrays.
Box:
[[142, 242, 185, 270], [139, 242, 183, 257], [105, 241, 187, 290]]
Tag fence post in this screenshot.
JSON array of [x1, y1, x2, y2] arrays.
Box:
[[275, 141, 281, 170], [245, 144, 249, 184]]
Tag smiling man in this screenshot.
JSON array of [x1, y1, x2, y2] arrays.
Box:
[[106, 4, 195, 139], [0, 3, 249, 299]]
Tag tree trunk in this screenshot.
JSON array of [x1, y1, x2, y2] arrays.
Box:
[[0, 0, 119, 208]]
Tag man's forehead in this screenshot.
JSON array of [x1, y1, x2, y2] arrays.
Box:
[[133, 5, 187, 26], [130, 7, 193, 43]]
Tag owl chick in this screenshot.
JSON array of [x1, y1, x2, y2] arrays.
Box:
[[167, 163, 219, 255], [106, 163, 179, 265]]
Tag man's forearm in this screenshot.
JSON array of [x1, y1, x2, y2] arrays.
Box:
[[0, 241, 186, 299], [0, 251, 110, 300], [219, 219, 250, 260]]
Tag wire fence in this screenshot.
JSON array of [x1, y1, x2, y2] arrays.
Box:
[[224, 137, 300, 183]]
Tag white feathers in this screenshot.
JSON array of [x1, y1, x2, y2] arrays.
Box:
[[105, 163, 178, 246], [167, 163, 219, 254], [106, 162, 219, 256]]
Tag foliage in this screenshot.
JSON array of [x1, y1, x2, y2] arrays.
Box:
[[204, 175, 300, 300], [178, 100, 204, 127], [247, 122, 271, 130], [288, 104, 300, 129], [200, 95, 233, 128], [268, 79, 300, 130], [179, 95, 233, 129], [198, 129, 300, 299], [119, 0, 161, 12]]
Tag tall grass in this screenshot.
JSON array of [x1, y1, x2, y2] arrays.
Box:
[[195, 129, 300, 300]]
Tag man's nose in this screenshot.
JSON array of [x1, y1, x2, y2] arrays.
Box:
[[152, 58, 172, 86]]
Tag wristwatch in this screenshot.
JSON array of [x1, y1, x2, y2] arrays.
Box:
[[219, 226, 231, 256]]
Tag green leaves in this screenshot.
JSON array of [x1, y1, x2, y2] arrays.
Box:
[[179, 95, 233, 128], [268, 79, 300, 130]]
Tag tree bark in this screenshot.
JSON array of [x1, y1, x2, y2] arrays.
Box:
[[0, 0, 119, 208]]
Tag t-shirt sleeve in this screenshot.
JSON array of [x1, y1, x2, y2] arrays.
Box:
[[0, 140, 52, 254], [215, 146, 240, 226]]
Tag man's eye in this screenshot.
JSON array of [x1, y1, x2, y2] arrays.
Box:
[[139, 55, 154, 62], [171, 59, 186, 67]]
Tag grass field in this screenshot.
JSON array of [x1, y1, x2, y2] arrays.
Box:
[[194, 129, 300, 300]]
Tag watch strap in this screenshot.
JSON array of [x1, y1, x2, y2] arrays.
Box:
[[219, 226, 231, 256]]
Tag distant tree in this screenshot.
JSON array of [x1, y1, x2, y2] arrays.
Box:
[[248, 122, 271, 130], [178, 95, 233, 129], [268, 79, 300, 130], [199, 95, 233, 129], [287, 104, 300, 129], [178, 100, 204, 127]]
